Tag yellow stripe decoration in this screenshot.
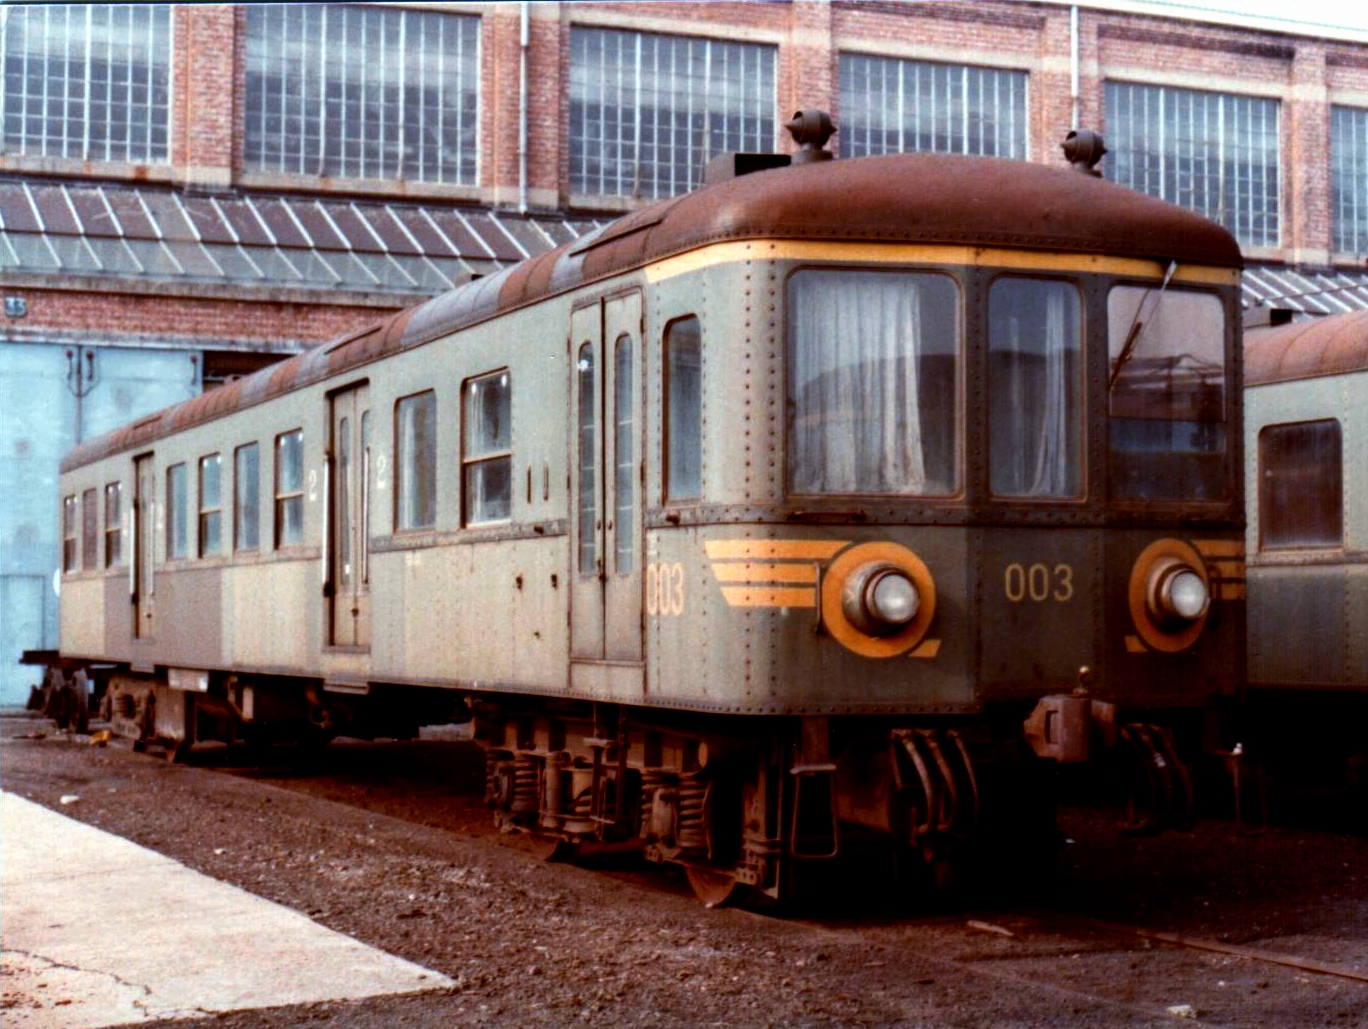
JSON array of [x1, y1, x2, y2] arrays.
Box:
[[711, 562, 819, 584], [720, 586, 818, 609], [704, 539, 848, 561]]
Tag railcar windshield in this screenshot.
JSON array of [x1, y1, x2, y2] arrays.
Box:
[[1107, 286, 1228, 501], [787, 269, 960, 495]]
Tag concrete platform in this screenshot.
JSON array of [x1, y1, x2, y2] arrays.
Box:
[[0, 791, 453, 1028]]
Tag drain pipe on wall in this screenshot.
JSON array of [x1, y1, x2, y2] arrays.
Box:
[[1070, 5, 1080, 130], [519, 2, 530, 215]]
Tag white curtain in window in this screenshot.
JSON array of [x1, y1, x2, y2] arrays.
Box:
[[791, 273, 924, 493], [1029, 288, 1069, 496]]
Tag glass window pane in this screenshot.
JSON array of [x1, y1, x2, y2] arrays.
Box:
[[235, 443, 260, 550], [1108, 287, 1227, 501], [576, 345, 596, 571], [275, 430, 303, 547], [243, 4, 479, 184], [463, 371, 511, 525], [199, 453, 221, 556], [167, 463, 188, 558], [613, 334, 634, 574], [396, 391, 437, 529], [666, 317, 703, 502], [789, 270, 961, 495], [1259, 420, 1342, 549], [988, 279, 1082, 498], [105, 482, 123, 567], [839, 54, 1027, 160], [1332, 106, 1368, 255], [63, 496, 78, 572], [569, 26, 775, 198], [82, 488, 98, 569], [1105, 81, 1279, 248]]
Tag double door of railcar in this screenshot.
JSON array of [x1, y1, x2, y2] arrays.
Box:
[[133, 453, 155, 639], [569, 292, 644, 669], [328, 384, 371, 648]]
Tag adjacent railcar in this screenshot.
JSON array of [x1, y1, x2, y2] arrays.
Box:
[[54, 119, 1246, 905], [1243, 311, 1368, 802]]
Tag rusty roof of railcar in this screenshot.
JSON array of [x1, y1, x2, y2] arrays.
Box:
[[62, 152, 1241, 473], [1245, 310, 1368, 386]]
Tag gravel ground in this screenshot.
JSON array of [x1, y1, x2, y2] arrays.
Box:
[[3, 713, 1367, 1029]]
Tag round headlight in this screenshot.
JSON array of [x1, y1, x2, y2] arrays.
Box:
[[869, 571, 920, 626], [1147, 560, 1210, 626], [842, 564, 920, 636]]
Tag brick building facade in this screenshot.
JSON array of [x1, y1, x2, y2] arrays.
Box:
[[2, 0, 1367, 704]]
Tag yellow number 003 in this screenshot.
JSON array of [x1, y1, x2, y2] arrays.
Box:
[[646, 562, 685, 617], [1003, 563, 1074, 603]]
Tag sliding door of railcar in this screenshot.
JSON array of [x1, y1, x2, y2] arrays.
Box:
[[328, 384, 371, 648], [133, 453, 155, 639], [569, 292, 644, 666]]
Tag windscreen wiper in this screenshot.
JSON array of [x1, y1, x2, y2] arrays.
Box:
[[1109, 260, 1177, 392]]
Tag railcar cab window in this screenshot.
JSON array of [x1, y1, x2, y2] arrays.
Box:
[[81, 488, 98, 569], [1259, 420, 1343, 549], [788, 270, 960, 495], [199, 453, 222, 556], [235, 443, 260, 551], [989, 278, 1083, 498], [62, 495, 77, 572], [1107, 287, 1226, 501], [167, 463, 188, 559], [463, 370, 511, 525], [665, 316, 703, 502], [104, 482, 123, 567], [396, 391, 437, 530], [274, 430, 304, 548]]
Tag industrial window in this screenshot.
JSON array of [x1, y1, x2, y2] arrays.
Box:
[[665, 316, 702, 502], [81, 488, 98, 570], [395, 391, 437, 530], [789, 270, 961, 496], [1, 4, 172, 163], [62, 495, 78, 572], [199, 453, 222, 557], [569, 26, 776, 199], [1105, 82, 1280, 248], [988, 278, 1082, 499], [463, 370, 511, 526], [275, 430, 304, 548], [104, 482, 122, 567], [839, 54, 1027, 159], [244, 4, 479, 184], [1333, 106, 1368, 255], [167, 463, 188, 559], [1259, 420, 1342, 550], [235, 443, 260, 551]]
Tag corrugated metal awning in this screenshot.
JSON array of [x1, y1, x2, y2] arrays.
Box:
[[0, 178, 606, 298], [1242, 264, 1368, 314]]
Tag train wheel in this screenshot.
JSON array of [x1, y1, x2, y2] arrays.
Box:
[[525, 835, 579, 863], [684, 865, 748, 909]]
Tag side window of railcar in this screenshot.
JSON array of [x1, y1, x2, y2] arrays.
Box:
[[104, 482, 123, 567], [463, 370, 512, 525], [395, 391, 437, 530], [275, 430, 305, 548], [235, 443, 260, 551], [81, 488, 98, 569], [1259, 420, 1343, 549], [788, 270, 961, 495], [988, 278, 1083, 499], [665, 316, 702, 502], [166, 464, 189, 559], [62, 495, 78, 572], [199, 453, 222, 556]]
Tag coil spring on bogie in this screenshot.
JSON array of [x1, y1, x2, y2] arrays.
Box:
[[639, 770, 667, 838], [512, 754, 540, 815], [484, 751, 509, 807], [677, 776, 708, 852]]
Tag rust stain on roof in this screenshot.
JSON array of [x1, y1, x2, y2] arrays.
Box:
[[1245, 310, 1368, 385]]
